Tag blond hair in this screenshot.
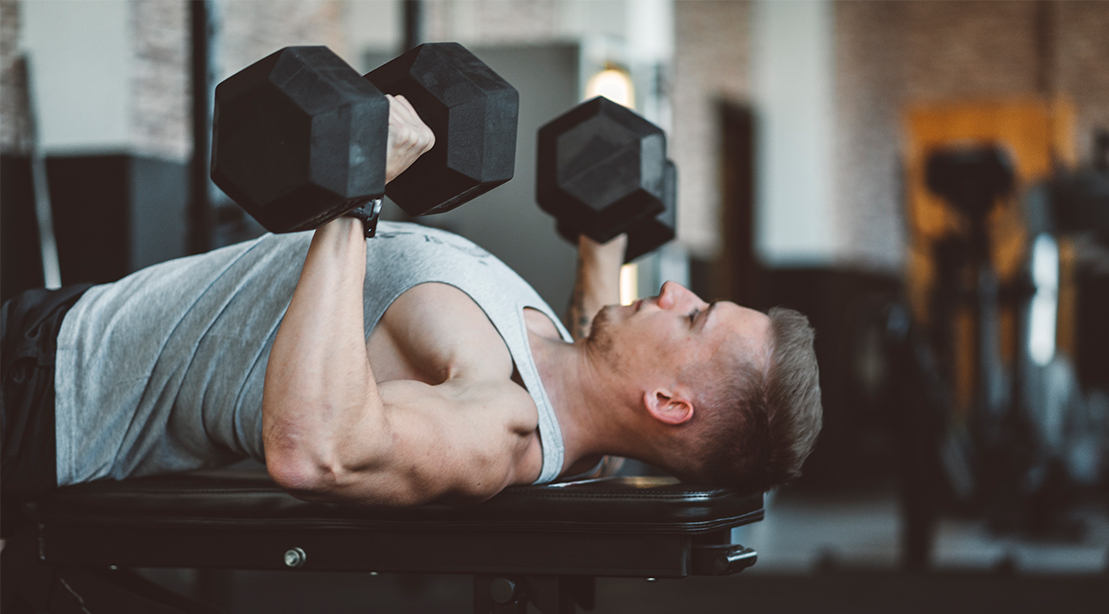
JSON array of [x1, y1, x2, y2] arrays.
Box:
[[678, 307, 823, 493]]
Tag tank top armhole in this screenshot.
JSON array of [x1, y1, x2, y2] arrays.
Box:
[[518, 301, 571, 485]]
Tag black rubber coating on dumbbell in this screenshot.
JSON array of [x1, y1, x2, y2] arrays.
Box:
[[624, 160, 677, 262], [537, 96, 667, 244], [211, 46, 389, 233], [557, 159, 677, 263], [365, 43, 519, 216]]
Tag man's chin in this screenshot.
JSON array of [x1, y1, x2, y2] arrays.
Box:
[[588, 308, 614, 346]]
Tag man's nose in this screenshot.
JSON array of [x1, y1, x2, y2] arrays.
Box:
[[658, 281, 703, 310]]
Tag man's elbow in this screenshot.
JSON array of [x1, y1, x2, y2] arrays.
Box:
[[262, 412, 391, 499], [265, 435, 395, 502], [262, 441, 346, 496], [265, 450, 337, 499]]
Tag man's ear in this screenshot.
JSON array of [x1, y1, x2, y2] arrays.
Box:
[[644, 389, 694, 426]]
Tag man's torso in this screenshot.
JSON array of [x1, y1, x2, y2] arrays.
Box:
[[53, 222, 571, 486]]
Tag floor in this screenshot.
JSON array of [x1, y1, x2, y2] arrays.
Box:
[[739, 486, 1109, 574]]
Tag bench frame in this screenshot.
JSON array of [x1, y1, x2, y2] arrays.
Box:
[[4, 473, 763, 613]]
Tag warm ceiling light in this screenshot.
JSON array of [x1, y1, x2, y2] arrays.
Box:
[[585, 67, 635, 109]]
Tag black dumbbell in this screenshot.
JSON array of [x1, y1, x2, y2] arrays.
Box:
[[624, 160, 676, 262], [537, 97, 677, 262], [555, 159, 677, 263], [211, 43, 518, 235]]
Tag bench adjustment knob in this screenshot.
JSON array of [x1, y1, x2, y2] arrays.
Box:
[[490, 577, 520, 604]]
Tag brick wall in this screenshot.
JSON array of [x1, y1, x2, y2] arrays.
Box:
[[425, 0, 564, 44], [131, 0, 189, 162], [1053, 1, 1109, 163], [833, 0, 908, 270], [219, 0, 347, 76], [126, 0, 346, 161], [672, 0, 751, 259], [902, 1, 1041, 100], [1, 0, 27, 153]]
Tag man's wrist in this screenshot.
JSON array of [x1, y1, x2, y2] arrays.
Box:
[[345, 199, 383, 238], [315, 216, 366, 245]]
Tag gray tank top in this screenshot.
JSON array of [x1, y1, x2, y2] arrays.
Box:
[[53, 222, 572, 487]]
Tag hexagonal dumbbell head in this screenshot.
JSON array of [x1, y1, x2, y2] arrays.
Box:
[[211, 46, 389, 233], [365, 43, 519, 216], [624, 160, 677, 262], [537, 97, 667, 244], [557, 159, 677, 263]]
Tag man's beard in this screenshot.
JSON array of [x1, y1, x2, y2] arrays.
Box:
[[587, 306, 616, 358]]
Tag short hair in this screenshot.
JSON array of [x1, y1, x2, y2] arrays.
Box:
[[676, 307, 823, 493]]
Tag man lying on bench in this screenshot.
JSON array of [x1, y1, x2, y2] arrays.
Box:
[[1, 89, 822, 524]]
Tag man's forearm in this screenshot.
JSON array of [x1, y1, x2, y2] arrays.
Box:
[[565, 235, 626, 340], [263, 217, 386, 490], [260, 94, 434, 497]]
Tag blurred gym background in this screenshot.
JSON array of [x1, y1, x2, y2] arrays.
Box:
[[2, 0, 1107, 611]]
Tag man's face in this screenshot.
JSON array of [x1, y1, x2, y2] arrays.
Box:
[[590, 281, 771, 384]]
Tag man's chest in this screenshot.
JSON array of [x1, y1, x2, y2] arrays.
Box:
[[365, 283, 550, 484], [365, 283, 517, 384]]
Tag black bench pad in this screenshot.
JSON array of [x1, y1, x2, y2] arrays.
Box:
[[32, 472, 763, 578]]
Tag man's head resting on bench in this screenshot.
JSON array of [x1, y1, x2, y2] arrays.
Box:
[[586, 281, 822, 494]]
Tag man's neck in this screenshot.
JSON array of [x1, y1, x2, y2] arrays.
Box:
[[527, 329, 643, 477]]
